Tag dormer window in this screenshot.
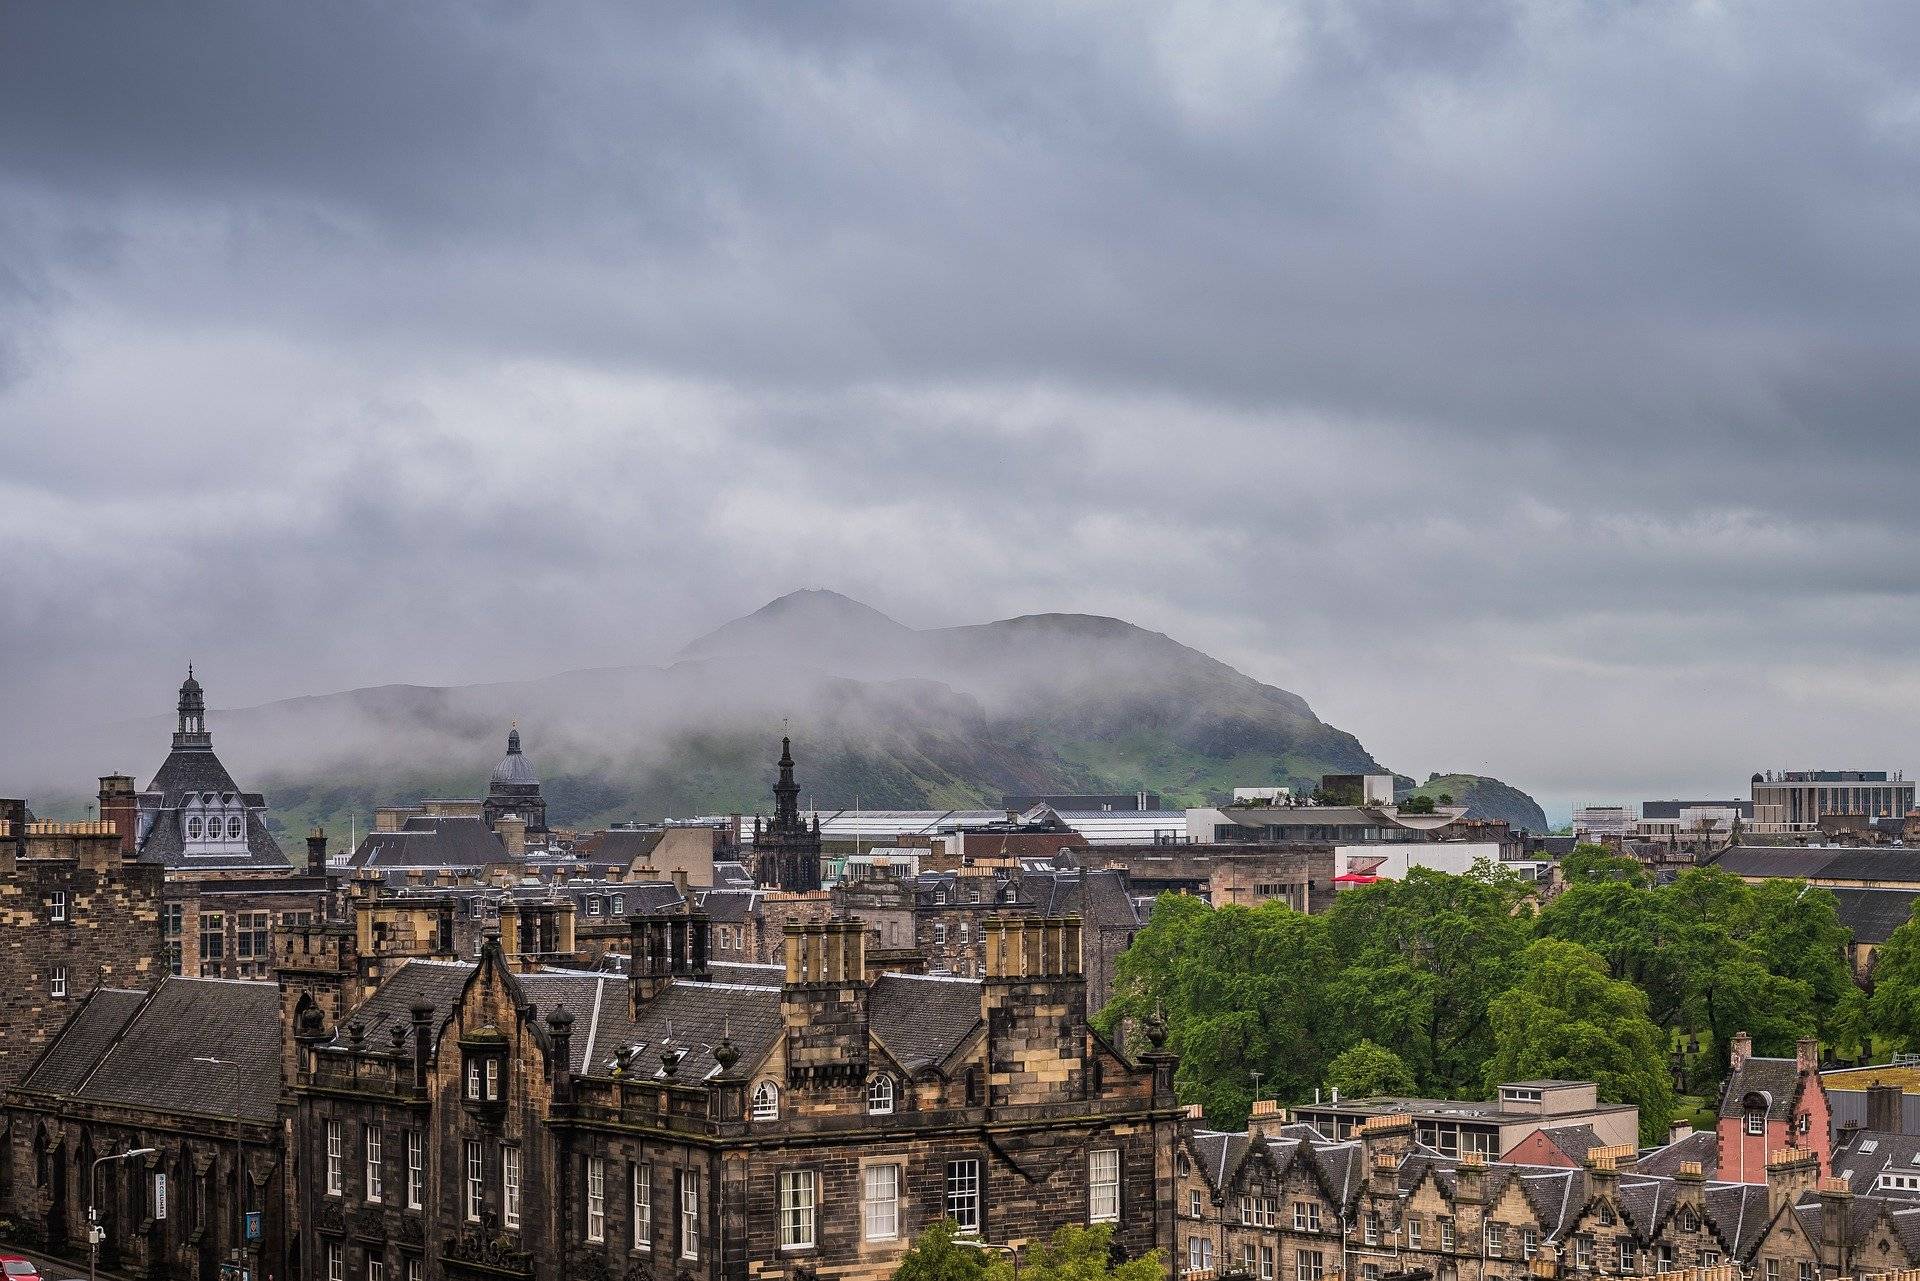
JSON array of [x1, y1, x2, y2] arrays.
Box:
[[187, 818, 202, 840], [227, 815, 243, 840], [1745, 1110, 1765, 1136], [463, 1043, 506, 1106], [611, 895, 625, 915], [752, 1081, 779, 1121], [867, 1074, 895, 1115]]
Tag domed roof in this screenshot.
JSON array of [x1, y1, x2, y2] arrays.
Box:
[[491, 726, 539, 788]]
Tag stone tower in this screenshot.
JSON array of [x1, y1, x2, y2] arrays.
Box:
[[753, 736, 823, 892]]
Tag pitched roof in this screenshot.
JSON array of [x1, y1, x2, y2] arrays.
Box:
[[1834, 1130, 1920, 1198], [24, 979, 282, 1123], [1722, 1055, 1805, 1120], [1536, 1124, 1602, 1165], [347, 816, 507, 869], [868, 972, 984, 1072], [1829, 888, 1920, 945], [1638, 1129, 1720, 1180], [137, 806, 291, 869]]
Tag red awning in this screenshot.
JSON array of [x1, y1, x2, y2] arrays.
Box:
[[1332, 873, 1379, 884]]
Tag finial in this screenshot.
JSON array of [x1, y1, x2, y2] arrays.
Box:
[[1145, 1001, 1168, 1049]]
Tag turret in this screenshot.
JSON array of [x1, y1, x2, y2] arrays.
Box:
[[173, 666, 211, 749]]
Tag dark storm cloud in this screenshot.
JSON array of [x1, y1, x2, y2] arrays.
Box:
[[3, 0, 1919, 815]]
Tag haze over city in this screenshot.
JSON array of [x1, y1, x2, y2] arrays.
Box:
[[7, 3, 1920, 820]]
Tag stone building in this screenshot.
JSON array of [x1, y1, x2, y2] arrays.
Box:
[[134, 669, 290, 870], [286, 910, 1181, 1281], [1716, 1036, 1831, 1185], [2, 977, 286, 1281], [483, 726, 548, 837], [0, 802, 164, 1087], [1167, 1102, 1920, 1281], [165, 828, 340, 977], [752, 737, 822, 892]]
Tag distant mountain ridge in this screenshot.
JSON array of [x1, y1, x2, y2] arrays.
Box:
[[21, 590, 1546, 840]]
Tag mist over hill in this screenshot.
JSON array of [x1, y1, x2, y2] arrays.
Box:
[[11, 590, 1543, 841]]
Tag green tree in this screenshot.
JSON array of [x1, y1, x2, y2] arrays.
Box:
[[1324, 868, 1532, 1094], [1324, 1039, 1416, 1099], [1484, 938, 1676, 1143], [895, 1221, 993, 1281], [1869, 906, 1920, 1050], [1099, 896, 1341, 1128], [1559, 843, 1648, 887], [981, 1225, 1162, 1281]]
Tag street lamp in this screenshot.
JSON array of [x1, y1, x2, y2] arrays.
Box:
[[194, 1056, 246, 1278], [956, 1236, 1021, 1279], [89, 1147, 158, 1281]]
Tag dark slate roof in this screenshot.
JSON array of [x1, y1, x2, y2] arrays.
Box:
[[137, 806, 290, 869], [1722, 1055, 1804, 1119], [1834, 1130, 1920, 1198], [868, 972, 983, 1072], [347, 816, 507, 869], [1537, 1124, 1602, 1165], [326, 960, 477, 1052], [1517, 1167, 1586, 1238], [1638, 1129, 1720, 1180], [25, 979, 282, 1122], [1793, 1196, 1910, 1251], [1712, 845, 1920, 884], [1618, 1176, 1672, 1238], [714, 861, 756, 888], [146, 745, 243, 804], [694, 889, 764, 923], [1704, 1182, 1771, 1258], [591, 976, 783, 1082], [1831, 888, 1920, 944], [1188, 1131, 1247, 1191], [22, 988, 148, 1096]]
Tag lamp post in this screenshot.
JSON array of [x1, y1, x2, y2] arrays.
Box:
[[957, 1236, 1021, 1279], [90, 1146, 158, 1281], [194, 1055, 246, 1280]]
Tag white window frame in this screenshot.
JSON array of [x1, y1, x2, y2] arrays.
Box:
[[863, 1164, 900, 1242], [1746, 1111, 1766, 1136], [364, 1125, 383, 1203], [779, 1170, 816, 1250], [946, 1158, 982, 1234], [503, 1145, 522, 1229], [326, 1121, 344, 1196], [50, 966, 67, 998], [868, 1073, 895, 1115], [1296, 1250, 1325, 1281], [680, 1170, 700, 1261], [406, 1131, 424, 1210], [1089, 1148, 1119, 1223], [632, 1164, 652, 1249], [327, 1243, 344, 1281], [1261, 1245, 1276, 1281], [48, 891, 66, 923], [752, 1081, 779, 1121], [1188, 1238, 1214, 1274], [367, 1256, 384, 1281], [584, 1155, 604, 1242], [1408, 1219, 1422, 1249], [464, 1140, 484, 1223]]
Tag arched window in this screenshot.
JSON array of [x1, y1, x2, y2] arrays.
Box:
[[867, 1073, 894, 1115], [752, 1081, 779, 1121], [227, 815, 243, 839], [186, 817, 202, 840]]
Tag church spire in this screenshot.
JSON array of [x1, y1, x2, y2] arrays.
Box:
[[773, 735, 801, 831]]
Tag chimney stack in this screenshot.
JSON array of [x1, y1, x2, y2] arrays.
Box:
[[1730, 1030, 1753, 1072], [1867, 1084, 1903, 1134], [98, 775, 137, 855], [307, 826, 328, 877]]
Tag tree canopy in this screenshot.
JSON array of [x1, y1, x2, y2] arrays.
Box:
[[1101, 862, 1863, 1131], [894, 1224, 1161, 1281]]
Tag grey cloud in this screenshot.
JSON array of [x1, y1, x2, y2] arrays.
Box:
[[3, 0, 1920, 817]]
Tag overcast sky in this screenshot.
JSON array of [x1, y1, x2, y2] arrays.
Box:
[[4, 1, 1918, 819]]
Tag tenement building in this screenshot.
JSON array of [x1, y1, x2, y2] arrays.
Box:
[[1170, 1102, 1920, 1281], [288, 910, 1181, 1281], [0, 801, 164, 1087]]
